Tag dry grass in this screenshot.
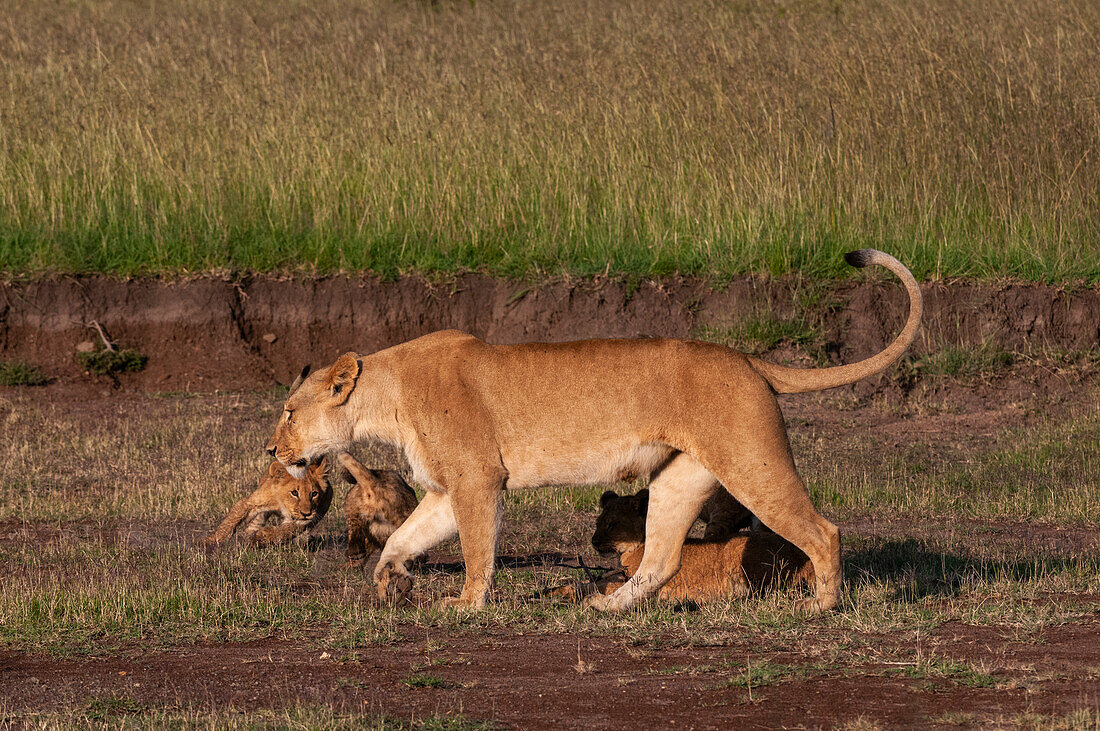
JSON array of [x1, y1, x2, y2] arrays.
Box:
[[0, 384, 1096, 655], [0, 0, 1097, 280]]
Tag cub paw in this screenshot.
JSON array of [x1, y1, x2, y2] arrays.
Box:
[[248, 528, 276, 546]]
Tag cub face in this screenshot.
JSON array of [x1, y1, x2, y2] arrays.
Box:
[[265, 354, 361, 479], [267, 459, 330, 522], [591, 489, 649, 557]]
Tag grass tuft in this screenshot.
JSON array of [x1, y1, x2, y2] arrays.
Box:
[[76, 348, 148, 376], [0, 360, 47, 386]]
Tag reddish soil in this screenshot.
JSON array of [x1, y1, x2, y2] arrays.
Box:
[[2, 275, 1097, 390], [2, 618, 1098, 729]]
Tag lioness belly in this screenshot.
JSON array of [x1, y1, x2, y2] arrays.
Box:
[[502, 442, 673, 490]]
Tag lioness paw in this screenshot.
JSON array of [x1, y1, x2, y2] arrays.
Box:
[[582, 592, 615, 612], [437, 595, 483, 611]]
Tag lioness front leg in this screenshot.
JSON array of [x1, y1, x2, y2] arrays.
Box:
[[373, 490, 458, 603], [586, 452, 717, 612], [441, 478, 504, 610]]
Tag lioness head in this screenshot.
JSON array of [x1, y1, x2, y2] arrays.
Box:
[[265, 459, 330, 522], [265, 354, 361, 479], [591, 488, 648, 557]]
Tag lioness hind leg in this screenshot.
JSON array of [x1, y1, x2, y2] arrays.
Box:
[[587, 452, 717, 612], [374, 490, 458, 603], [705, 460, 840, 613]]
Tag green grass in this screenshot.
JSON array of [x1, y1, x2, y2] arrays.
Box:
[[693, 316, 822, 355], [1, 0, 1098, 281], [0, 360, 47, 387], [76, 348, 148, 377], [809, 401, 1100, 522]]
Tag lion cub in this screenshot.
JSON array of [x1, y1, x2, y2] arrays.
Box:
[[338, 452, 418, 567], [591, 489, 814, 602], [205, 459, 333, 546]]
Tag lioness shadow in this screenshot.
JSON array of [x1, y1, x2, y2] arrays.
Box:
[[842, 537, 1095, 602]]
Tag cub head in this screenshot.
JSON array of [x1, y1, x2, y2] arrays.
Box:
[[265, 354, 361, 479], [591, 488, 648, 557], [265, 458, 331, 522]]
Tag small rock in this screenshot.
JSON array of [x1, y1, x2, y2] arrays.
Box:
[[319, 652, 331, 660], [76, 340, 96, 353], [262, 333, 278, 344]]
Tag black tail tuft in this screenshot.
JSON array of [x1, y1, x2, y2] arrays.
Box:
[[844, 249, 874, 268]]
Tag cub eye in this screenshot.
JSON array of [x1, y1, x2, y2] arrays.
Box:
[[291, 490, 298, 498], [311, 491, 319, 499]]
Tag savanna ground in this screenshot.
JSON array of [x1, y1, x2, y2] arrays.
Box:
[[1, 354, 1098, 729]]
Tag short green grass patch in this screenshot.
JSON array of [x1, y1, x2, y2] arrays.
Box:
[[692, 315, 822, 356], [0, 360, 48, 387], [76, 348, 149, 377]]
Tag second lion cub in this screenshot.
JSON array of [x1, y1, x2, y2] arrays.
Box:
[[591, 489, 814, 602], [338, 452, 418, 568]]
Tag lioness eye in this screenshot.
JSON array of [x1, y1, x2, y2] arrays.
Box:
[[291, 490, 298, 497], [311, 491, 319, 499]]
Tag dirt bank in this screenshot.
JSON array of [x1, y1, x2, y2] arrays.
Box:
[[1, 275, 1097, 390]]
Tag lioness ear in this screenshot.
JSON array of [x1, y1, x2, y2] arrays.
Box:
[[600, 490, 619, 507], [324, 352, 361, 405], [289, 364, 311, 395], [635, 488, 649, 515]]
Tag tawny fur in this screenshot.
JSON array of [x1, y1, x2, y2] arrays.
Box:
[[591, 490, 813, 602], [339, 452, 418, 567], [205, 459, 332, 547], [264, 249, 921, 613]]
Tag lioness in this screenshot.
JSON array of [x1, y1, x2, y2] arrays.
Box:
[[205, 459, 333, 547], [338, 452, 419, 567], [265, 249, 920, 613], [591, 489, 813, 601]]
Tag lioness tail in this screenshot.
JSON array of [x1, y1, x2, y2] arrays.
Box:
[[747, 249, 922, 394]]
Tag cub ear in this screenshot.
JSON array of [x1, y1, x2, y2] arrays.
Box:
[[635, 488, 650, 515], [324, 352, 361, 405], [310, 456, 328, 476], [289, 364, 311, 395], [600, 490, 619, 508]]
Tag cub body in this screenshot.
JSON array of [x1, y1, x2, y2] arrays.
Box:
[[339, 452, 419, 566], [206, 460, 332, 546], [593, 489, 813, 601]]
